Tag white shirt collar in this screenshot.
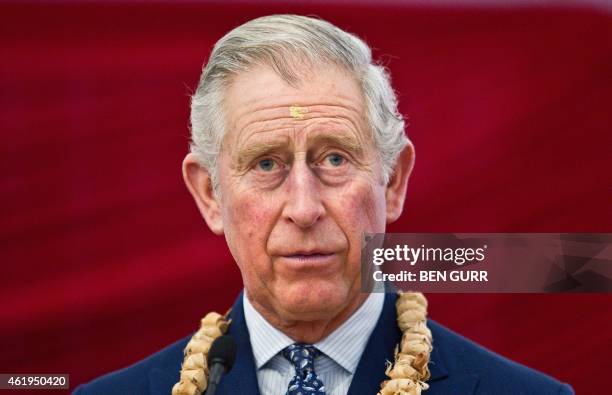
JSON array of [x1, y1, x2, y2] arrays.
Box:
[[243, 291, 384, 374]]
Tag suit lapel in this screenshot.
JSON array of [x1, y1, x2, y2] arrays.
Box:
[[426, 331, 479, 395], [215, 291, 261, 395], [347, 292, 402, 395], [348, 293, 479, 395]]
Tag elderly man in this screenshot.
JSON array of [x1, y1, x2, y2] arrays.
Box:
[[75, 15, 573, 395]]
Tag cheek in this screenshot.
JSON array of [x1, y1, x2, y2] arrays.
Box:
[[228, 197, 263, 239], [332, 179, 387, 235], [221, 188, 278, 268], [325, 179, 387, 274]]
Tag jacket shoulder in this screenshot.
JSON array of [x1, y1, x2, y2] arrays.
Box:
[[72, 335, 190, 395], [428, 320, 574, 394]]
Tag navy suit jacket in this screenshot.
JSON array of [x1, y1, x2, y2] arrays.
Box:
[[74, 293, 573, 394]]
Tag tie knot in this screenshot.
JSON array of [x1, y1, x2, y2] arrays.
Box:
[[282, 343, 320, 376]]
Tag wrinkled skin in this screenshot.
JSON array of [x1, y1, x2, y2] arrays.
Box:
[[183, 64, 414, 342]]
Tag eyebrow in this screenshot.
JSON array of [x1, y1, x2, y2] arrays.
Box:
[[307, 133, 365, 157], [234, 138, 291, 170]]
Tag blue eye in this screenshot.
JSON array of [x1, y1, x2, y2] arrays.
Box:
[[257, 158, 276, 171], [326, 153, 345, 167]]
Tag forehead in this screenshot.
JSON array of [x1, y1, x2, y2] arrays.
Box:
[[221, 64, 369, 145]]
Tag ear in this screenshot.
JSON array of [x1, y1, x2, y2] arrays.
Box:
[[182, 153, 224, 235], [385, 141, 415, 224]]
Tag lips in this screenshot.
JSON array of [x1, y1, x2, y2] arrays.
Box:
[[275, 250, 340, 272], [284, 252, 335, 261]]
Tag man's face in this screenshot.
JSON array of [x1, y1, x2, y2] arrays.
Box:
[[215, 64, 387, 322], [195, 62, 405, 325]]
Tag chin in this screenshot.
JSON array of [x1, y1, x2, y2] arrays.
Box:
[[277, 279, 350, 321]]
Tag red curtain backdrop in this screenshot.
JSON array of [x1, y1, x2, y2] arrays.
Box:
[[1, 2, 611, 394]]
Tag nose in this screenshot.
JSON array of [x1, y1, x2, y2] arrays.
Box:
[[281, 159, 325, 229]]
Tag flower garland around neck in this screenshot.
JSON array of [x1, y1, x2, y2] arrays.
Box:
[[171, 291, 432, 395]]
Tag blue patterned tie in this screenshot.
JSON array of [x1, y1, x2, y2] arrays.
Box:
[[282, 343, 326, 394]]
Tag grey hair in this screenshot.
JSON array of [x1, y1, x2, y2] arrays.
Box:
[[189, 14, 408, 189]]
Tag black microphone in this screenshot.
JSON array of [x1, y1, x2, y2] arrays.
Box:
[[205, 335, 237, 395]]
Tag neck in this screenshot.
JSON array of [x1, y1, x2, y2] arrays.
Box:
[[248, 291, 369, 344]]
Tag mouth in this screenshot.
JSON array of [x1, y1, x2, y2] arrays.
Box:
[[284, 252, 335, 262], [277, 251, 339, 272]]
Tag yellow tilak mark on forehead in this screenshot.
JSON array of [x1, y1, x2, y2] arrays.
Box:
[[289, 105, 307, 120]]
